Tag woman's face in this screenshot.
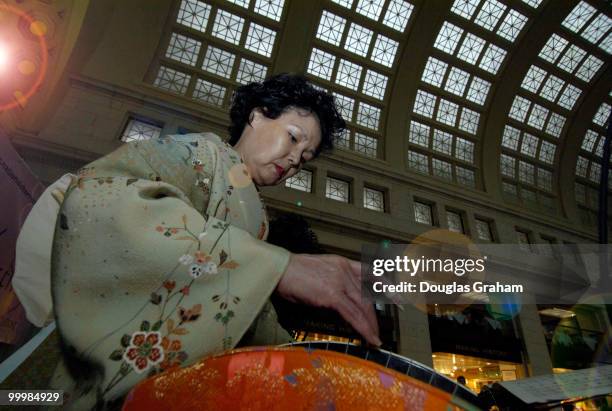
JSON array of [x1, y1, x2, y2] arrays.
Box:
[[234, 107, 322, 186]]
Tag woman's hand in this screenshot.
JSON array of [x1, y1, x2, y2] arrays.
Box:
[[276, 253, 381, 346]]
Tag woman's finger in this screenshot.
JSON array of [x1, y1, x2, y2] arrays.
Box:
[[333, 294, 381, 346], [344, 280, 380, 341]]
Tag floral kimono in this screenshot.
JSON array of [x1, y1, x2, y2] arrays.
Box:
[[48, 133, 291, 409]]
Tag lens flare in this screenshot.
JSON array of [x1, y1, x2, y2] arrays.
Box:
[[0, 43, 9, 72]]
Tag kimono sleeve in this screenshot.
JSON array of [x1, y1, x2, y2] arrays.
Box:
[[50, 135, 291, 406]]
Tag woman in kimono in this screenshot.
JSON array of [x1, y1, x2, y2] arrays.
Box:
[[45, 73, 380, 409]]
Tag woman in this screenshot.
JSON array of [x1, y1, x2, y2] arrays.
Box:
[[42, 73, 379, 409]]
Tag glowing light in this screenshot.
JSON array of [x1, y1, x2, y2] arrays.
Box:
[[0, 43, 9, 72], [296, 201, 303, 207]]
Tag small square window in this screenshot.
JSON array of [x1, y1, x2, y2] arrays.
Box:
[[364, 187, 385, 211], [285, 169, 313, 192], [475, 218, 493, 241], [326, 176, 350, 202], [446, 210, 464, 233], [121, 118, 163, 143], [516, 230, 532, 252], [414, 201, 433, 225]]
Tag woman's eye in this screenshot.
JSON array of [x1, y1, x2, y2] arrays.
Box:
[[289, 133, 297, 143]]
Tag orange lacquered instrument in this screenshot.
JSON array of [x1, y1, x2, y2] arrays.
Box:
[[123, 342, 482, 411]]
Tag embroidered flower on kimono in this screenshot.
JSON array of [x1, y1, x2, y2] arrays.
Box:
[[163, 280, 176, 292], [192, 159, 204, 172], [159, 337, 186, 371], [179, 254, 194, 265], [180, 286, 190, 295], [123, 331, 164, 373], [194, 250, 211, 264], [202, 261, 218, 275], [189, 264, 203, 279]]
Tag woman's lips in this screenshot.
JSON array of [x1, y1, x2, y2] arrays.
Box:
[[274, 164, 284, 179]]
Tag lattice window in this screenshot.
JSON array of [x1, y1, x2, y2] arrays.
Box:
[[446, 211, 464, 233], [356, 0, 385, 21], [558, 45, 586, 74], [581, 14, 611, 44], [521, 0, 543, 8], [456, 166, 475, 186], [383, 0, 414, 32], [563, 1, 597, 33], [433, 158, 453, 180], [581, 129, 599, 152], [466, 76, 491, 105], [497, 9, 527, 42], [433, 129, 453, 155], [527, 104, 549, 130], [459, 107, 480, 134], [177, 0, 212, 32], [451, 0, 479, 20], [336, 59, 363, 90], [236, 58, 267, 84], [308, 48, 336, 80], [154, 66, 191, 93], [121, 119, 163, 143], [227, 0, 249, 7], [457, 33, 486, 64], [362, 70, 388, 100], [434, 22, 464, 55], [502, 125, 521, 150], [371, 35, 399, 67], [422, 57, 448, 87], [539, 34, 568, 63], [509, 96, 530, 122], [474, 0, 506, 31], [245, 23, 276, 57], [354, 133, 378, 157], [503, 181, 518, 196], [414, 201, 433, 225], [500, 154, 516, 177], [364, 187, 385, 211], [166, 33, 202, 66], [285, 169, 312, 192], [521, 65, 547, 93], [479, 44, 507, 74], [212, 10, 245, 45], [325, 176, 350, 202], [437, 99, 459, 126], [409, 121, 430, 147], [334, 92, 355, 121], [575, 55, 604, 82], [455, 137, 474, 163], [518, 161, 535, 184], [345, 23, 374, 57], [202, 46, 236, 78], [516, 230, 532, 252], [317, 11, 346, 46], [475, 219, 493, 241], [445, 67, 470, 96], [520, 133, 539, 157], [414, 89, 437, 118], [545, 112, 566, 137], [592, 103, 611, 127], [589, 162, 601, 183], [539, 75, 565, 102], [538, 168, 553, 191], [408, 150, 429, 173], [557, 84, 582, 110], [335, 128, 351, 148], [539, 141, 556, 164], [356, 102, 381, 130], [193, 78, 226, 105], [254, 0, 285, 21]]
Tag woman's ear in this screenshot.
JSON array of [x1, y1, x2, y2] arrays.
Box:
[[249, 108, 265, 126]]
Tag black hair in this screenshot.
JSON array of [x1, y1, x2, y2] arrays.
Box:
[[228, 73, 346, 156]]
